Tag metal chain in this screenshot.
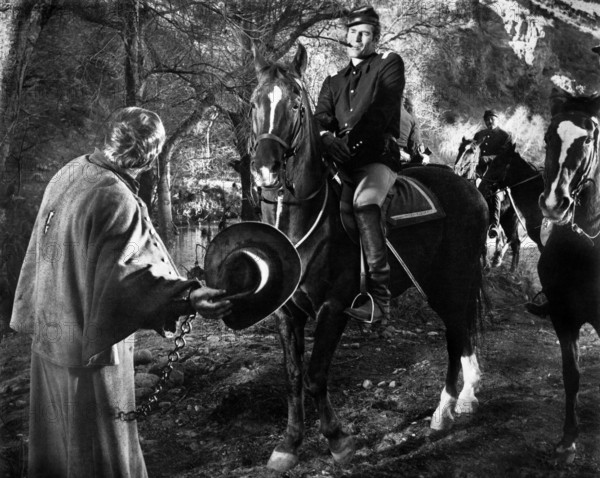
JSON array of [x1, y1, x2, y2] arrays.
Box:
[[117, 313, 196, 421]]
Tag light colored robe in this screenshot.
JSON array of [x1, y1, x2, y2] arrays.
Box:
[[11, 151, 198, 477]]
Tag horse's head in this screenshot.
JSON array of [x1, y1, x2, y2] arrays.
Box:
[[454, 137, 482, 181], [250, 43, 320, 193], [455, 137, 472, 162], [539, 88, 600, 224]]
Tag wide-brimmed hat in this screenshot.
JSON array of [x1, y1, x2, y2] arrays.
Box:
[[204, 222, 302, 330], [346, 6, 380, 28]]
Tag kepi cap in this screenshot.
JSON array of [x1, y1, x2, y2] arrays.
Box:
[[204, 222, 302, 330], [484, 109, 499, 119], [346, 6, 380, 28]]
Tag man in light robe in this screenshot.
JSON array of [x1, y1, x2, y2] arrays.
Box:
[[10, 107, 232, 477]]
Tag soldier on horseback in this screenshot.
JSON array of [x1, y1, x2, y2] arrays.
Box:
[[399, 96, 428, 165], [474, 109, 513, 238], [315, 6, 405, 323]]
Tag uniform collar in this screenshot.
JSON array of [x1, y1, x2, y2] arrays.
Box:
[[343, 52, 378, 76], [88, 148, 141, 194]]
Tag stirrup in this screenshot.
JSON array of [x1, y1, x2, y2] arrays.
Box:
[[345, 292, 376, 324], [488, 225, 501, 239]]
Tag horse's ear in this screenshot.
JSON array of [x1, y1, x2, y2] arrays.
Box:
[[292, 43, 308, 78], [549, 87, 571, 116], [252, 42, 268, 76]]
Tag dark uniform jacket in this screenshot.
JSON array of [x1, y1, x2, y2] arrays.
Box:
[[473, 126, 512, 157], [315, 51, 405, 171], [10, 150, 198, 367], [398, 106, 422, 161]]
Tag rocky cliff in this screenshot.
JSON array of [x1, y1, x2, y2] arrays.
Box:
[[415, 0, 600, 161]]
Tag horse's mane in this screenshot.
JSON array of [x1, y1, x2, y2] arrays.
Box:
[[511, 148, 541, 173], [492, 141, 542, 175], [551, 89, 600, 117]]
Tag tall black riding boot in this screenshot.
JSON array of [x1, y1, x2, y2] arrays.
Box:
[[345, 204, 391, 323]]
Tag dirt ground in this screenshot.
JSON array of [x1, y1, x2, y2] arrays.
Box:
[[2, 250, 600, 478]]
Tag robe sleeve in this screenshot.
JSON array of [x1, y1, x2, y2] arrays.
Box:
[[82, 186, 198, 364]]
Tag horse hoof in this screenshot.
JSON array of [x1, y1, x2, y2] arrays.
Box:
[[430, 407, 454, 431], [455, 397, 479, 416], [266, 449, 299, 472], [555, 442, 576, 465], [330, 434, 356, 465]]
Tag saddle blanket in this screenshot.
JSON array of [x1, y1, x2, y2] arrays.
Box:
[[339, 174, 445, 235], [385, 175, 445, 228]]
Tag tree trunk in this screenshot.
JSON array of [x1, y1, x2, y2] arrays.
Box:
[[120, 0, 157, 211], [156, 150, 173, 246], [123, 0, 140, 107], [0, 0, 55, 177], [228, 111, 260, 221], [156, 108, 206, 248], [0, 0, 56, 333]]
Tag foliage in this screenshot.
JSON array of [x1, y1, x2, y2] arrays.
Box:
[[2, 0, 599, 323]]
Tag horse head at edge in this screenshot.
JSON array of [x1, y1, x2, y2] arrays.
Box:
[[539, 87, 600, 225]]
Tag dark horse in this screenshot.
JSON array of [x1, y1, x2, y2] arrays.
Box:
[[479, 143, 546, 268], [455, 137, 522, 269], [249, 44, 488, 472], [538, 88, 600, 463]]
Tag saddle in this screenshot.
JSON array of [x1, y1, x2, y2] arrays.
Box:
[[338, 173, 445, 242]]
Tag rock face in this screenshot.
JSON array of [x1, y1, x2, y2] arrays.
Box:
[[431, 0, 599, 119], [418, 0, 600, 161]]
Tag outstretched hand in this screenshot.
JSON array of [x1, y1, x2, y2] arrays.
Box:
[[322, 133, 350, 164], [190, 287, 232, 320]]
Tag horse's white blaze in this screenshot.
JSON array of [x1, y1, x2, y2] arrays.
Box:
[[545, 121, 587, 209], [267, 85, 283, 134], [258, 166, 274, 185]]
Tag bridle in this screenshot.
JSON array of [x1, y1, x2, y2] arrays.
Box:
[[255, 130, 300, 195], [548, 111, 600, 243], [251, 81, 328, 242]]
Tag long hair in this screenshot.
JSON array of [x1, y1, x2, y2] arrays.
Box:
[[103, 107, 166, 170]]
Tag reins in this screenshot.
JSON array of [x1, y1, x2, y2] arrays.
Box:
[[494, 171, 543, 195]]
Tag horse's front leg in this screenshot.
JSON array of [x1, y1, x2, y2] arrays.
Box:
[[554, 319, 580, 464], [267, 306, 307, 472], [305, 300, 356, 465]]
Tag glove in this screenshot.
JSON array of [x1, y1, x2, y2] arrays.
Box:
[[321, 132, 351, 164]]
